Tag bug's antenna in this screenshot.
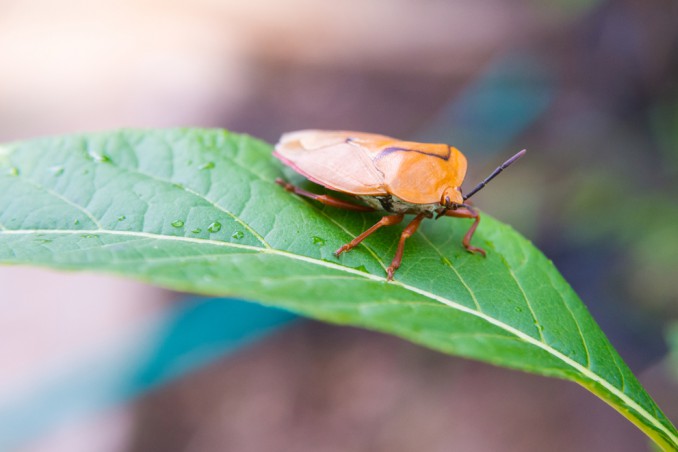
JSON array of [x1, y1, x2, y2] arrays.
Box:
[[463, 149, 527, 201]]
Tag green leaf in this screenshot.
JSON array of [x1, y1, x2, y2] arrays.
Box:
[[0, 129, 676, 449]]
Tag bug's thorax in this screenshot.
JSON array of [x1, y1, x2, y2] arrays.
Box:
[[358, 194, 440, 215]]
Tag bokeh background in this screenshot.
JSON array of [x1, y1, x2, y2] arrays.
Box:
[[1, 0, 677, 450]]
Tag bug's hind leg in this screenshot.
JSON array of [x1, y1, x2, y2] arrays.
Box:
[[335, 214, 404, 257], [386, 212, 427, 281], [276, 178, 375, 212], [445, 205, 486, 256]]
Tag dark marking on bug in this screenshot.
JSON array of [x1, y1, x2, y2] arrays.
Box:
[[377, 146, 451, 161], [377, 195, 394, 212]]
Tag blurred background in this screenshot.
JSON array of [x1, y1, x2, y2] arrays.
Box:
[[1, 0, 677, 450]]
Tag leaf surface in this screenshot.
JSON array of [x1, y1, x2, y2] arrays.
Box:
[[0, 129, 675, 449]]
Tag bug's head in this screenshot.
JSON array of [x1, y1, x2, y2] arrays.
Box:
[[435, 149, 527, 220], [435, 186, 464, 219], [440, 186, 464, 209]]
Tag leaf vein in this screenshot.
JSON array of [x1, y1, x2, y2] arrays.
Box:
[[506, 265, 546, 342], [19, 178, 103, 229], [603, 338, 627, 393], [107, 158, 271, 249], [418, 229, 483, 312], [540, 265, 593, 368]]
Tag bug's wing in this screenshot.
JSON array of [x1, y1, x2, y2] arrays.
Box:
[[274, 130, 389, 195]]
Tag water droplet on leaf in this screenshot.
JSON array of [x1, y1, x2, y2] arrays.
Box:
[[354, 265, 369, 273], [232, 231, 244, 239], [80, 234, 99, 239], [117, 215, 126, 221], [49, 166, 64, 176], [89, 151, 112, 163], [34, 238, 52, 244], [7, 167, 19, 176], [200, 161, 215, 170], [208, 221, 222, 233], [440, 256, 452, 267], [312, 236, 325, 246], [171, 220, 185, 228], [191, 228, 202, 234]]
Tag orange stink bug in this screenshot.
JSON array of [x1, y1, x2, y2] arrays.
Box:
[[274, 130, 525, 280]]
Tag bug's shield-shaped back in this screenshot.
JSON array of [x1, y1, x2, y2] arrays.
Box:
[[275, 130, 468, 205]]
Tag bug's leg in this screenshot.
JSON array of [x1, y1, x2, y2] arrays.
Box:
[[445, 206, 486, 256], [335, 214, 404, 257], [276, 178, 375, 212], [386, 213, 427, 281]]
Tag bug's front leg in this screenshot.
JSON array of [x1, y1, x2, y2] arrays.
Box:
[[445, 206, 486, 256]]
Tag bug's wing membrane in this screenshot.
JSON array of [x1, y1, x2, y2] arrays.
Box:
[[274, 130, 388, 195]]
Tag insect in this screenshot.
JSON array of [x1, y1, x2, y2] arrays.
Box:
[[274, 130, 526, 280]]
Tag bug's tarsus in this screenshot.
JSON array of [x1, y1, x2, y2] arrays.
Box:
[[443, 205, 485, 256], [463, 149, 526, 201]]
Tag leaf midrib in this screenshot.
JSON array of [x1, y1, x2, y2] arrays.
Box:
[[1, 227, 673, 444]]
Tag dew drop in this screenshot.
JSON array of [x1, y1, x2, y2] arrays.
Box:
[[514, 307, 523, 313], [232, 231, 244, 239], [312, 236, 325, 246], [200, 161, 215, 170], [171, 220, 185, 228], [354, 265, 369, 273], [80, 234, 99, 239], [73, 219, 80, 225], [49, 165, 64, 176], [440, 256, 452, 267], [34, 238, 52, 244], [117, 215, 126, 221], [7, 167, 19, 176], [535, 323, 544, 332], [89, 151, 112, 163], [191, 228, 202, 234], [207, 221, 222, 233]]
